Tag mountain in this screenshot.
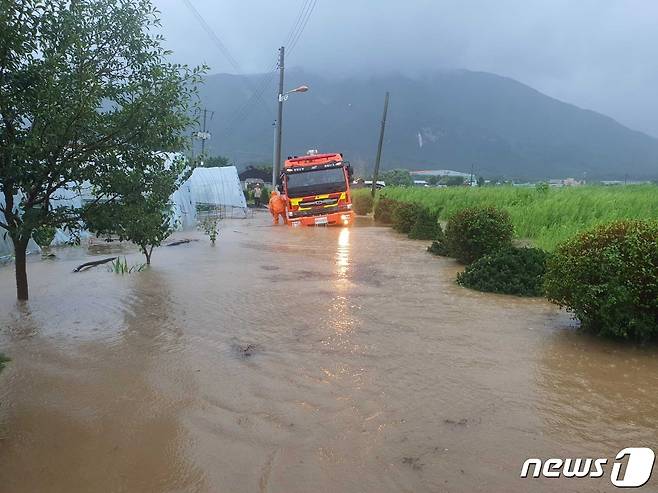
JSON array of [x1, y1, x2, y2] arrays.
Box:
[[197, 70, 658, 180]]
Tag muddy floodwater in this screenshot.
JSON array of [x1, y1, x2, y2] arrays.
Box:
[[1, 212, 657, 492]]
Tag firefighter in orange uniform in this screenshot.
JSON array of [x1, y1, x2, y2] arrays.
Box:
[[268, 190, 287, 225]]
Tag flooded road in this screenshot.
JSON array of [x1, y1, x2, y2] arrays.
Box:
[[1, 212, 657, 492]]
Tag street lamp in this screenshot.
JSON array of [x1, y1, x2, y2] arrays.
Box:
[[272, 78, 310, 189], [278, 85, 309, 102]]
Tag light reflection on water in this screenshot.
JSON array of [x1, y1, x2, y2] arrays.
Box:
[[335, 227, 350, 280], [1, 214, 657, 493]]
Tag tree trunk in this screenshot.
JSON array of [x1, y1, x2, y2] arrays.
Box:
[[13, 237, 29, 301], [143, 245, 152, 265]]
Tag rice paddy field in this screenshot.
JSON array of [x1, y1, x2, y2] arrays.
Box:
[[361, 184, 658, 250]]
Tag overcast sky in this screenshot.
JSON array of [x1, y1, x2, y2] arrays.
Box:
[[153, 0, 658, 137]]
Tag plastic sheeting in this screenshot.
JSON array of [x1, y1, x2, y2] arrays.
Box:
[[170, 166, 248, 229], [170, 180, 197, 231], [2, 162, 248, 255], [0, 193, 41, 259], [186, 166, 247, 210], [48, 182, 94, 246]]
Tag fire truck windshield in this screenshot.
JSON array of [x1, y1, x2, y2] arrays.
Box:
[[286, 166, 346, 197]]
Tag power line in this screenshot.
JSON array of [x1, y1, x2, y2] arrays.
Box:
[[288, 0, 318, 55], [186, 0, 320, 141], [282, 0, 313, 49], [223, 0, 319, 135], [181, 0, 242, 73], [220, 72, 278, 138], [216, 0, 318, 139], [181, 0, 272, 114], [285, 0, 314, 53]]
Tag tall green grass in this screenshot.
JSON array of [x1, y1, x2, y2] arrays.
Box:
[[379, 185, 658, 250]]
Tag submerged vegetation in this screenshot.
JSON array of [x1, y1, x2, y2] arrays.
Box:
[[0, 353, 9, 375], [352, 191, 374, 215], [457, 247, 549, 297], [372, 196, 399, 224], [408, 207, 442, 240], [544, 220, 658, 341], [0, 0, 203, 299], [108, 257, 147, 275], [380, 185, 658, 250], [199, 213, 220, 245], [392, 202, 422, 234], [444, 206, 514, 264], [373, 186, 658, 338]]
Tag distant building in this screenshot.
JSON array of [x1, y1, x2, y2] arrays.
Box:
[[548, 178, 585, 187], [355, 180, 385, 189], [601, 180, 651, 186], [238, 165, 271, 183], [411, 169, 471, 178]]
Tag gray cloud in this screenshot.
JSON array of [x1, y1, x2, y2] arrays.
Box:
[[154, 0, 658, 136]]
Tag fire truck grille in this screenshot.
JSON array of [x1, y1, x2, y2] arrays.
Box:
[[290, 204, 349, 218], [299, 198, 338, 207]]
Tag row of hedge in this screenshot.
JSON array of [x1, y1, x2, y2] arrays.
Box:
[[373, 197, 442, 241], [367, 195, 658, 342]]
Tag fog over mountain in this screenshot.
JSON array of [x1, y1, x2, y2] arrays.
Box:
[[154, 0, 658, 138], [198, 70, 658, 180], [151, 1, 658, 177]]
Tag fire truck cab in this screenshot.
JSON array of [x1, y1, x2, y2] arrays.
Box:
[[281, 150, 355, 227]]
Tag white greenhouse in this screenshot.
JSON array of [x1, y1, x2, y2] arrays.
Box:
[[1, 158, 247, 255]]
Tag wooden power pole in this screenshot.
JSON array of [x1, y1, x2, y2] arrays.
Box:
[[372, 92, 389, 197]]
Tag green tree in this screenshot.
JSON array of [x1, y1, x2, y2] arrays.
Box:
[[200, 155, 230, 167], [0, 0, 203, 299], [84, 155, 189, 265], [380, 169, 413, 187]]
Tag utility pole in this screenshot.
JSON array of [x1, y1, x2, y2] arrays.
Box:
[[273, 46, 285, 190], [272, 121, 277, 186], [195, 108, 213, 161], [371, 92, 389, 197], [470, 163, 475, 187], [201, 109, 208, 156]]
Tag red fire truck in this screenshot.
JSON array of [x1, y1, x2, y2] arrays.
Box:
[[281, 150, 355, 227]]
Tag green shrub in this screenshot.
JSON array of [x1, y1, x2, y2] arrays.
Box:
[[109, 257, 147, 274], [544, 220, 658, 341], [408, 207, 441, 240], [457, 247, 549, 296], [428, 239, 450, 256], [392, 202, 422, 234], [444, 206, 514, 264], [0, 353, 10, 375], [352, 191, 374, 215], [32, 225, 56, 247], [374, 197, 400, 224]]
